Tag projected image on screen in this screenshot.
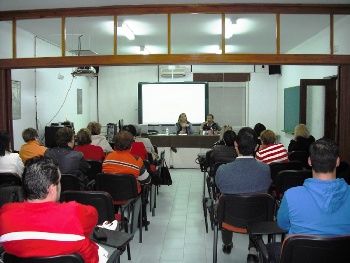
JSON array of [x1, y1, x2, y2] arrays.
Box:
[[138, 82, 208, 124]]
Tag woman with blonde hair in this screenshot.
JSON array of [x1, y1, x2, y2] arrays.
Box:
[[288, 124, 315, 152], [87, 121, 113, 153], [174, 113, 194, 135]]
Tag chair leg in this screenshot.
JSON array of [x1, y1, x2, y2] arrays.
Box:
[[213, 225, 218, 263], [139, 204, 142, 243], [203, 197, 209, 233], [126, 243, 131, 260]]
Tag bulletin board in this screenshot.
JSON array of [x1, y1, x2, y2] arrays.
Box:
[[284, 86, 300, 134]]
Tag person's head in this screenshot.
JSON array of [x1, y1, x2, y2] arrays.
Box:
[[55, 127, 75, 148], [235, 127, 258, 156], [87, 121, 101, 135], [123, 124, 137, 137], [22, 128, 39, 143], [260, 130, 276, 145], [114, 131, 134, 151], [294, 124, 310, 139], [178, 113, 188, 123], [207, 114, 214, 124], [309, 138, 339, 175], [23, 156, 61, 202], [76, 128, 92, 146], [253, 123, 266, 138], [0, 131, 11, 156], [219, 125, 232, 140], [223, 130, 236, 147]]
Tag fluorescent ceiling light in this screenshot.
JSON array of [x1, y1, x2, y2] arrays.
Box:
[[117, 21, 135, 40], [140, 46, 150, 55], [225, 18, 237, 39]]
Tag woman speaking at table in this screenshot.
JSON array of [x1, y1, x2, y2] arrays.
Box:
[[174, 113, 194, 135]]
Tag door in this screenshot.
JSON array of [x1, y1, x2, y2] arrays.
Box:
[[299, 78, 337, 141]]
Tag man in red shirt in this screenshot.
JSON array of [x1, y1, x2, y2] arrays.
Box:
[[0, 156, 99, 263]]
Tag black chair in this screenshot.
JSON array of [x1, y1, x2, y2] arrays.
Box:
[[269, 161, 304, 193], [95, 173, 142, 246], [211, 193, 276, 263], [86, 159, 103, 181], [60, 190, 131, 261], [60, 174, 81, 193], [274, 170, 312, 210], [0, 173, 22, 186], [288, 151, 311, 170], [337, 161, 350, 184], [3, 252, 84, 263], [255, 234, 350, 263], [60, 190, 116, 224]]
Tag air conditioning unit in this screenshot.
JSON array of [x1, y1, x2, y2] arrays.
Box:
[[160, 67, 187, 77]]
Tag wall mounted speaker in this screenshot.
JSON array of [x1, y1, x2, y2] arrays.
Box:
[[269, 65, 281, 75]]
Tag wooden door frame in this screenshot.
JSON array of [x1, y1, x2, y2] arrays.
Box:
[[300, 78, 337, 141]]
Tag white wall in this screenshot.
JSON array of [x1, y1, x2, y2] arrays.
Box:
[[1, 22, 94, 150], [3, 16, 349, 151]]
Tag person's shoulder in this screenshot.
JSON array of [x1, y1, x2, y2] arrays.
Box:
[[0, 202, 22, 213]]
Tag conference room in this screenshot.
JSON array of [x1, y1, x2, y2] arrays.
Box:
[[1, 1, 350, 262]]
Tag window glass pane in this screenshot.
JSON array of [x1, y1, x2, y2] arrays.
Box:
[[171, 14, 221, 54], [66, 16, 114, 56], [225, 14, 276, 54], [0, 21, 12, 58], [334, 15, 350, 55], [16, 18, 61, 58], [117, 14, 167, 55], [280, 14, 330, 54]]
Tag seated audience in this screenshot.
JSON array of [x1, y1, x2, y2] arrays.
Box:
[[288, 123, 315, 152], [253, 122, 266, 149], [102, 131, 151, 194], [213, 125, 232, 147], [45, 127, 90, 190], [215, 127, 271, 261], [74, 128, 105, 162], [87, 122, 114, 154], [174, 113, 194, 135], [255, 130, 289, 164], [19, 128, 47, 164], [267, 138, 350, 263], [0, 131, 24, 177], [211, 130, 238, 164], [122, 125, 148, 160], [0, 156, 99, 262], [199, 114, 221, 133], [134, 124, 159, 162]]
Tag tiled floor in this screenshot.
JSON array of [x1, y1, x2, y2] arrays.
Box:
[[119, 168, 251, 263]]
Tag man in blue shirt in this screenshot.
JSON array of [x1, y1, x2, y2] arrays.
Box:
[[215, 127, 271, 262], [268, 138, 350, 262]]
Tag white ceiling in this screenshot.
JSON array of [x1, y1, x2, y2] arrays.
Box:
[[1, 1, 349, 56]]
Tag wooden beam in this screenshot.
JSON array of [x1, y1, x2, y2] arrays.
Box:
[[1, 4, 350, 20], [1, 54, 349, 69]]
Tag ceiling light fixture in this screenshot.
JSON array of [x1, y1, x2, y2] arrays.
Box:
[[117, 21, 135, 40], [139, 46, 150, 55], [225, 19, 237, 39]]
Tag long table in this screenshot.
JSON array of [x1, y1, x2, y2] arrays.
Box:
[[148, 135, 219, 168]]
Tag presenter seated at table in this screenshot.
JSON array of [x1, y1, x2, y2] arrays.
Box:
[[174, 113, 194, 135], [199, 114, 221, 133]]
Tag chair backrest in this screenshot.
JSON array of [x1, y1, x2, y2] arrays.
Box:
[[275, 170, 312, 198], [204, 149, 213, 172], [280, 234, 350, 263], [269, 161, 304, 183], [288, 151, 311, 170], [0, 173, 22, 186], [337, 161, 350, 184], [95, 173, 139, 201], [86, 160, 102, 181], [3, 252, 84, 263], [60, 174, 81, 193], [60, 190, 115, 224], [217, 193, 274, 233]]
